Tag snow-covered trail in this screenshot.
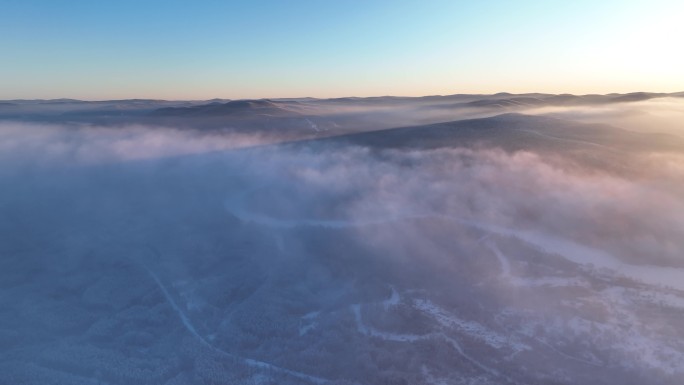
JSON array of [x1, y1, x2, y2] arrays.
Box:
[[141, 264, 213, 349], [351, 304, 423, 342], [226, 192, 684, 292], [530, 335, 605, 368], [470, 222, 684, 292], [351, 304, 518, 384], [139, 251, 330, 385], [413, 299, 529, 353], [484, 240, 512, 277], [483, 240, 587, 288]]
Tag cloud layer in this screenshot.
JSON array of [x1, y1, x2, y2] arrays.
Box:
[[1, 105, 683, 383]]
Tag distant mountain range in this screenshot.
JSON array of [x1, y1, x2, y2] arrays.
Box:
[[151, 99, 302, 117], [1, 91, 683, 147], [2, 91, 682, 119]]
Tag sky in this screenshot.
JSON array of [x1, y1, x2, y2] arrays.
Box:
[[1, 0, 683, 100]]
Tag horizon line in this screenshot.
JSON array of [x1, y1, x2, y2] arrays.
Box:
[[3, 90, 684, 103]]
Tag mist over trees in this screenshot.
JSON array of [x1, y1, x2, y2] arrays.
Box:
[[1, 93, 684, 384]]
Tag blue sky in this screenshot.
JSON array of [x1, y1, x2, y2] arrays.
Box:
[[1, 0, 682, 99]]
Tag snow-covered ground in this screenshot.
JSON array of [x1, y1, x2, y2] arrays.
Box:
[[226, 196, 684, 293]]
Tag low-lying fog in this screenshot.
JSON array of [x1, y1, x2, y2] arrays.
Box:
[[1, 94, 683, 385]]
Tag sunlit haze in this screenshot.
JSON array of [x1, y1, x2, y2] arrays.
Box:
[[2, 0, 683, 100], [2, 2, 684, 385]]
